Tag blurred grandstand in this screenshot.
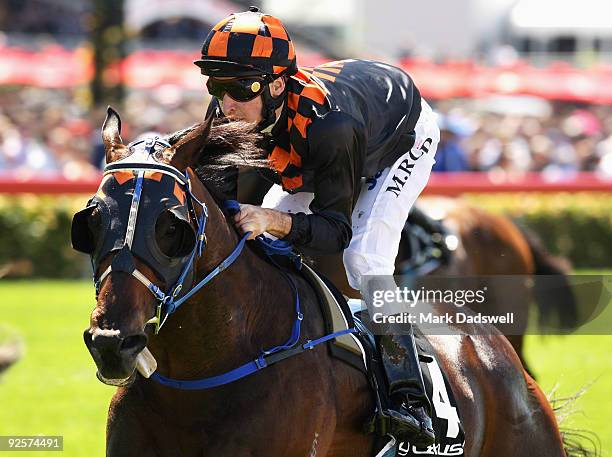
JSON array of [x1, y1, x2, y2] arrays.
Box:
[[1, 0, 612, 187]]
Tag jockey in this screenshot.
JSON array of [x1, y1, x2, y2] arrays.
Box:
[[195, 7, 439, 447]]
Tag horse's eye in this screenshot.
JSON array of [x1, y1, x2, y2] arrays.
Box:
[[155, 210, 196, 258]]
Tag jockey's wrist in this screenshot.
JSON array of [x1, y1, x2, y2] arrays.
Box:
[[265, 208, 293, 238]]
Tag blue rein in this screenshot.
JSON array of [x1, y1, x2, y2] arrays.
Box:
[[148, 199, 357, 390]]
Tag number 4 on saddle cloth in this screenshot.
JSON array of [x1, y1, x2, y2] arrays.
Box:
[[300, 266, 466, 457]]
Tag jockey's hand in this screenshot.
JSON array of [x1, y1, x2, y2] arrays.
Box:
[[233, 204, 293, 240]]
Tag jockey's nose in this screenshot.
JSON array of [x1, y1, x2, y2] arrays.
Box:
[[221, 94, 238, 115]]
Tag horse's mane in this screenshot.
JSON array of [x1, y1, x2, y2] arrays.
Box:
[[165, 120, 272, 186]]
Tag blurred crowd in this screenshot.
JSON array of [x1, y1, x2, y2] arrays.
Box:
[[0, 86, 206, 179], [433, 98, 612, 176], [2, 85, 612, 178], [0, 87, 97, 179]]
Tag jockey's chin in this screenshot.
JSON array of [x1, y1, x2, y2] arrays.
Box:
[[220, 94, 263, 124]]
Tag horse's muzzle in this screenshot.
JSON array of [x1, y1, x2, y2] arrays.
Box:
[[83, 328, 147, 386]]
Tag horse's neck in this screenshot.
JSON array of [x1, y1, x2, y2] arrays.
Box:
[[148, 176, 296, 378]]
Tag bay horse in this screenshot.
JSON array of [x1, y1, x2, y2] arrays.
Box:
[[77, 108, 579, 457], [314, 197, 576, 377]]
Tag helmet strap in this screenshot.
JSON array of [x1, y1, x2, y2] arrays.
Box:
[[258, 79, 286, 131]]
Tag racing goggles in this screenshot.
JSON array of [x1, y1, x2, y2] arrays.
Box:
[[206, 76, 270, 102]]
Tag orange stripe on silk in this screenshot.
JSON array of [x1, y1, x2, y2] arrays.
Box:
[[207, 32, 230, 57], [262, 16, 288, 40], [251, 35, 273, 57], [287, 42, 295, 60], [300, 85, 326, 105], [315, 66, 342, 74], [282, 175, 303, 190], [292, 112, 312, 138], [268, 145, 290, 172], [320, 61, 345, 70], [287, 92, 300, 111], [289, 146, 302, 167], [293, 69, 313, 84], [312, 71, 336, 82], [144, 171, 163, 181]]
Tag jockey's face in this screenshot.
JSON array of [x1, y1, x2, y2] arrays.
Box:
[[220, 91, 263, 124], [216, 77, 286, 124]]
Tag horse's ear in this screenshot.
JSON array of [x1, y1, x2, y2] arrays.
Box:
[[102, 106, 124, 164], [170, 114, 214, 170]]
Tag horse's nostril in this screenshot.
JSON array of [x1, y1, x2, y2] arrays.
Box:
[[90, 332, 122, 353], [120, 334, 147, 355]]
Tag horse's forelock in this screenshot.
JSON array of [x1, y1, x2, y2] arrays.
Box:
[[167, 120, 272, 184], [107, 144, 131, 163]]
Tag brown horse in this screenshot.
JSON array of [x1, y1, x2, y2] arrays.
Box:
[[315, 197, 576, 377], [79, 109, 577, 456]]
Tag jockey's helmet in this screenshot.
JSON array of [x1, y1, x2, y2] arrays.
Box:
[[194, 7, 297, 79], [194, 8, 296, 129]]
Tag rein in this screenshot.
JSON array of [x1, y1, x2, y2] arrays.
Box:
[[150, 200, 356, 390], [93, 137, 356, 390]]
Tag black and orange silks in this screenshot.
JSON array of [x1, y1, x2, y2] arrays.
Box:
[[207, 59, 423, 254]]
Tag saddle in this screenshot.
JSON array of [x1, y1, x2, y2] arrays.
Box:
[[397, 206, 455, 277], [299, 266, 466, 457]]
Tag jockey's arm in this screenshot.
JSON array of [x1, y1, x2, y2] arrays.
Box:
[[282, 112, 364, 255], [234, 112, 363, 252]]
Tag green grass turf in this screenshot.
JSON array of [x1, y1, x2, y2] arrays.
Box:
[[0, 281, 112, 456], [0, 279, 609, 456], [525, 334, 611, 456]]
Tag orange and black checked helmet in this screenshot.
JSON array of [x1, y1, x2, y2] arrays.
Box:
[[194, 8, 297, 78]]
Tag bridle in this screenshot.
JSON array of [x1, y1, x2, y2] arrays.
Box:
[[83, 135, 355, 390], [92, 136, 248, 334]]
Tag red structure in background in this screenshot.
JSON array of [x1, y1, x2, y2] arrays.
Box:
[[1, 173, 611, 196], [424, 172, 612, 195], [399, 58, 612, 105], [2, 44, 612, 103]]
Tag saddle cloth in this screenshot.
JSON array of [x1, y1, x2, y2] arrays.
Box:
[[298, 265, 465, 457], [378, 333, 466, 456], [349, 302, 466, 457]]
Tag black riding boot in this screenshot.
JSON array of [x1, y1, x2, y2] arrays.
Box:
[[376, 329, 435, 447]]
